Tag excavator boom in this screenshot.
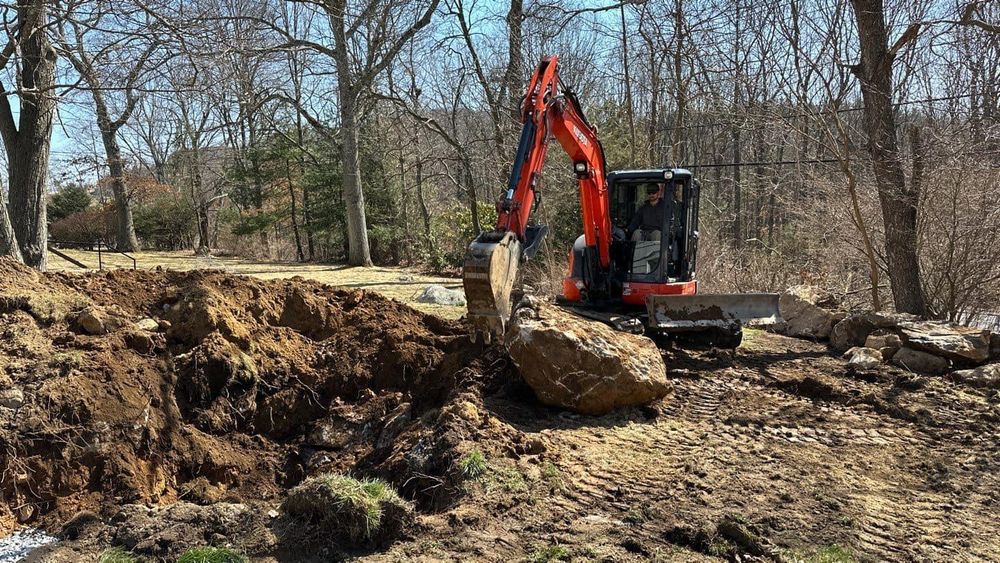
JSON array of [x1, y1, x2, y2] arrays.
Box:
[[463, 56, 610, 341]]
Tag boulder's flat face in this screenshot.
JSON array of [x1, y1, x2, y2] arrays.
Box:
[[779, 287, 839, 339], [898, 322, 991, 364], [892, 346, 950, 375], [506, 298, 671, 415]]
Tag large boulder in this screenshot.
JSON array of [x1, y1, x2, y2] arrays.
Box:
[[830, 311, 918, 352], [892, 347, 950, 375], [897, 321, 991, 365], [506, 297, 671, 415], [778, 286, 842, 340], [948, 364, 1000, 389]]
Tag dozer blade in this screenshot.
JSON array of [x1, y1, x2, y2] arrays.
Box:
[[646, 293, 782, 331], [462, 231, 523, 343]]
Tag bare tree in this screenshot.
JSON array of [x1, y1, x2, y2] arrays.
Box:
[[0, 0, 59, 269], [57, 0, 163, 251], [849, 0, 927, 314]]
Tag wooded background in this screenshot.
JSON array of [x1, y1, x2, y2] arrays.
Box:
[[0, 0, 997, 321]]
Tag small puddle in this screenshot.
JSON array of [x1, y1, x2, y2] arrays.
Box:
[[0, 528, 57, 562]]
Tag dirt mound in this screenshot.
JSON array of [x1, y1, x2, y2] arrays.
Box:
[[0, 260, 524, 542]]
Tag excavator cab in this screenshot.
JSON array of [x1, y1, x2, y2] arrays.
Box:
[[608, 169, 699, 301]]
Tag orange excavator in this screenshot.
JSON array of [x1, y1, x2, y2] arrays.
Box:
[[463, 56, 780, 346]]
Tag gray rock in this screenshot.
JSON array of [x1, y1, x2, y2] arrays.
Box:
[[307, 417, 356, 450], [506, 297, 671, 415], [375, 403, 412, 451], [892, 347, 950, 375], [415, 285, 466, 306], [948, 364, 1000, 388], [865, 331, 902, 358], [898, 321, 990, 364], [844, 347, 883, 370], [0, 389, 24, 409], [778, 287, 839, 340], [830, 311, 919, 352]]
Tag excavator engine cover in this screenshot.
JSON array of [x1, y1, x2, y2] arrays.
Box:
[[463, 230, 523, 343], [646, 293, 781, 331]]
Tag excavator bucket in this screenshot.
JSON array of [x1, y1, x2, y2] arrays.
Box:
[[646, 293, 782, 331], [462, 231, 523, 343]]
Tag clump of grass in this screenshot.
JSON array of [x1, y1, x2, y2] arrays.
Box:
[[282, 473, 412, 545], [784, 544, 855, 563], [530, 544, 570, 562], [458, 449, 488, 480], [740, 327, 770, 351], [97, 547, 140, 563], [176, 547, 246, 563]]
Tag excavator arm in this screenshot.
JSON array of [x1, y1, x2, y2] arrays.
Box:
[[464, 56, 612, 341]]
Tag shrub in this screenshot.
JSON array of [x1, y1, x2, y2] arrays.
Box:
[[49, 183, 93, 222], [49, 206, 114, 247]]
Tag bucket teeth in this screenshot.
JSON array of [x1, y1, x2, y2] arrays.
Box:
[[462, 231, 522, 343]]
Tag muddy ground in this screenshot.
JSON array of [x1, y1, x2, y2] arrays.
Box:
[[1, 260, 999, 561]]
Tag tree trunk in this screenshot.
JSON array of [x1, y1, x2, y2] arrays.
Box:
[[197, 206, 211, 255], [100, 128, 139, 252], [7, 98, 52, 272], [850, 0, 927, 315], [671, 0, 686, 166], [338, 92, 373, 266], [462, 156, 480, 234], [1, 0, 57, 270], [287, 158, 305, 262], [415, 160, 433, 257], [0, 191, 22, 262], [620, 5, 636, 166]]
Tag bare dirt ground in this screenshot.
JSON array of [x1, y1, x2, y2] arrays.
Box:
[[370, 332, 1000, 562], [46, 249, 464, 318], [3, 261, 999, 561]]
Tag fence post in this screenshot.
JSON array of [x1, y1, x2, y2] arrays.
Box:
[[98, 240, 103, 271]]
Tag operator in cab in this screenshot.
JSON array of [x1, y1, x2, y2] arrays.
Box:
[[628, 183, 664, 242]]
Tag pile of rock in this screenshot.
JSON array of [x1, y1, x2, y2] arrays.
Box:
[[836, 313, 998, 382], [778, 286, 1000, 387]]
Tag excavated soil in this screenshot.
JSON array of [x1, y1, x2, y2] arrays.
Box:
[[3, 260, 1000, 561], [0, 261, 529, 558]]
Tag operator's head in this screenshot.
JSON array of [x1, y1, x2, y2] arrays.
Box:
[[647, 184, 662, 203]]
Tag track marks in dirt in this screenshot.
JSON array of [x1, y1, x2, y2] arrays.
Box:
[[481, 333, 1000, 560]]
